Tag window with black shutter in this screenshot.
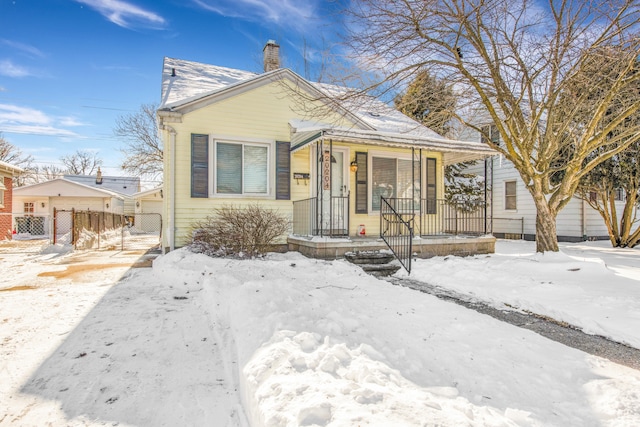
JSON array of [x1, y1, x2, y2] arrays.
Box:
[[355, 151, 368, 214], [275, 141, 290, 200], [191, 134, 209, 198], [425, 158, 437, 214]]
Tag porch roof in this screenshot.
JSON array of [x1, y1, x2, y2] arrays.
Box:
[[289, 124, 496, 165]]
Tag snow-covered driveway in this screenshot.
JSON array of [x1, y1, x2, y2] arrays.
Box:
[[1, 246, 243, 426]]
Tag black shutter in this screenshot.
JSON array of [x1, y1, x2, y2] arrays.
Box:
[[275, 141, 291, 200], [355, 151, 368, 214], [191, 134, 209, 198], [426, 157, 436, 214]]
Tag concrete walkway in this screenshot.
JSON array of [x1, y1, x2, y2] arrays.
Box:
[[388, 276, 640, 371]]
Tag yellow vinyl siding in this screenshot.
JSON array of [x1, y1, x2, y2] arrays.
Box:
[[164, 80, 355, 248]]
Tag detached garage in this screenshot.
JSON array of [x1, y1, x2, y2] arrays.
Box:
[[131, 187, 163, 233], [12, 178, 123, 239]]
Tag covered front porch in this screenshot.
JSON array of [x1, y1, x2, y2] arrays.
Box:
[[286, 124, 496, 271]]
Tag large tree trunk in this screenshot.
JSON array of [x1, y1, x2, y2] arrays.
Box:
[[531, 194, 560, 252], [619, 191, 639, 248], [535, 212, 560, 252]]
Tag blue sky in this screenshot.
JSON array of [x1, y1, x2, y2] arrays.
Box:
[[0, 0, 343, 184]]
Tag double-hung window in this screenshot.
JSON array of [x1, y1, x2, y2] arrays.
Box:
[[481, 124, 500, 145], [24, 202, 35, 215], [215, 141, 269, 196], [505, 181, 517, 210]]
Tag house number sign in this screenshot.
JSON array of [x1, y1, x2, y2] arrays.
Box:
[[323, 151, 331, 190]]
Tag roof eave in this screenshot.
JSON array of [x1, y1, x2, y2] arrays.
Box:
[[290, 128, 496, 164]]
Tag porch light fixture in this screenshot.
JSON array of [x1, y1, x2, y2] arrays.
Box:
[[136, 201, 140, 208], [350, 161, 358, 173], [41, 202, 45, 208]]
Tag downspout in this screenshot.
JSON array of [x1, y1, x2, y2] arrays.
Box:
[[581, 198, 587, 241], [162, 124, 177, 252]]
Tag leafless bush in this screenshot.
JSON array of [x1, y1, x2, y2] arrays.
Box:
[[189, 204, 290, 257]]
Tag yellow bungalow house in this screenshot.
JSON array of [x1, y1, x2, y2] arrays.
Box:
[[158, 41, 496, 269]]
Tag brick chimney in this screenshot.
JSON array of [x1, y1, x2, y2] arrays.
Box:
[[95, 167, 103, 185], [263, 40, 280, 72]]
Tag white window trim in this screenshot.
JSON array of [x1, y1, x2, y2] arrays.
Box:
[[505, 180, 517, 211], [480, 124, 499, 145], [0, 189, 4, 208], [209, 135, 274, 198]]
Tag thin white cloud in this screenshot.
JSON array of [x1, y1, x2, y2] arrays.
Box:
[[75, 0, 166, 29], [0, 59, 33, 78], [0, 104, 81, 138], [59, 116, 88, 127], [0, 125, 81, 138], [0, 39, 45, 58], [193, 0, 321, 32], [0, 104, 50, 125]]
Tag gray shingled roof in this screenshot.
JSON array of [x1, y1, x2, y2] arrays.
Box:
[[64, 174, 140, 196], [159, 57, 495, 163]]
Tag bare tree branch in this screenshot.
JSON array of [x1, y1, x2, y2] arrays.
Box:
[[114, 103, 163, 182], [339, 0, 640, 252], [61, 150, 103, 176]]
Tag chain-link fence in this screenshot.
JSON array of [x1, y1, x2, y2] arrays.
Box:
[[0, 212, 52, 254], [122, 213, 162, 251], [0, 210, 161, 252]]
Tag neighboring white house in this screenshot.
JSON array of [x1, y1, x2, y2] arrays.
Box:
[[12, 178, 124, 239], [64, 168, 140, 215], [464, 124, 624, 242], [133, 187, 163, 215], [131, 187, 163, 233]]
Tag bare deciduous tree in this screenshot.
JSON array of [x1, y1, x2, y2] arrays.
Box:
[[342, 0, 640, 252], [114, 103, 163, 181], [576, 142, 640, 248], [0, 132, 36, 186], [571, 61, 640, 248], [35, 164, 67, 182], [61, 150, 103, 175]]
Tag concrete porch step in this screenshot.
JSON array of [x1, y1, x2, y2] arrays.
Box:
[[344, 251, 395, 265], [345, 250, 401, 277], [358, 262, 402, 278]]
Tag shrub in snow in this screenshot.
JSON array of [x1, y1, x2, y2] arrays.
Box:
[[189, 204, 289, 258]]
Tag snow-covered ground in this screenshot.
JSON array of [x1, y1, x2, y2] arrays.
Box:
[[1, 240, 639, 426]]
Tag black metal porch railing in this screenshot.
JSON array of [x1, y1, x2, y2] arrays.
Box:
[[417, 199, 489, 237], [380, 196, 413, 273], [292, 195, 349, 237]]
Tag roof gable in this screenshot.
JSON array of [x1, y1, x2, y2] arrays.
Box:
[[160, 59, 373, 131], [13, 178, 123, 199], [160, 57, 258, 110]]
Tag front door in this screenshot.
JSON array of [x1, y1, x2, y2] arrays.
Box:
[[316, 147, 349, 235]]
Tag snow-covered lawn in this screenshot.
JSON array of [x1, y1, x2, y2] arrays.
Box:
[[1, 240, 639, 426]]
